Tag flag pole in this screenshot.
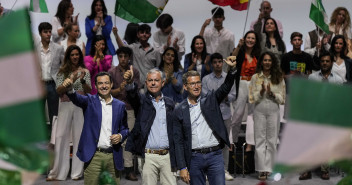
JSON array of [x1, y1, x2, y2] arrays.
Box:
[[242, 0, 251, 37], [316, 26, 320, 56], [211, 6, 220, 18], [114, 15, 116, 27]]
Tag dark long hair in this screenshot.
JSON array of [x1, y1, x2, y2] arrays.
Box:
[[55, 0, 72, 27], [256, 51, 283, 85], [330, 35, 348, 60], [88, 0, 107, 20], [239, 31, 261, 59], [90, 35, 108, 56], [159, 47, 182, 72], [59, 45, 85, 78], [124, 23, 139, 44], [190, 35, 208, 64], [263, 18, 286, 52]]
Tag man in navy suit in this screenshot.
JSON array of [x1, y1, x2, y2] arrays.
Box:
[[173, 57, 236, 185], [62, 71, 129, 185]]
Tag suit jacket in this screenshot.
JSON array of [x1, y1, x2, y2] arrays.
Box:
[[85, 15, 115, 56], [173, 69, 236, 170], [125, 86, 177, 169], [67, 92, 129, 170], [35, 41, 64, 83]]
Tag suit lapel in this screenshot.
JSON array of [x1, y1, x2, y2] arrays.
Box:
[[94, 94, 103, 131], [182, 101, 191, 127], [111, 99, 117, 134]]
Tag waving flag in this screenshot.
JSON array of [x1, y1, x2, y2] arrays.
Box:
[[29, 0, 48, 13], [0, 9, 49, 185], [273, 78, 352, 178], [114, 0, 168, 23], [209, 0, 249, 11], [309, 0, 330, 33]]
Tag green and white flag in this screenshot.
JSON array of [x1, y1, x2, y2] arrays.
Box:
[[0, 9, 49, 185], [274, 78, 352, 175], [114, 0, 168, 23], [29, 0, 48, 13], [309, 0, 330, 34]]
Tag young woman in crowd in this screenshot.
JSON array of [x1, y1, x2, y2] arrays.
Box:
[[183, 35, 211, 79], [61, 23, 85, 56], [123, 23, 139, 45], [329, 7, 352, 40], [248, 51, 285, 180], [85, 0, 115, 56], [84, 35, 112, 94], [255, 18, 286, 64], [231, 30, 261, 151], [159, 47, 183, 103], [329, 35, 352, 84], [51, 0, 79, 43], [47, 45, 91, 181]]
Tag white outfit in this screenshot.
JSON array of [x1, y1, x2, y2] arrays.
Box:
[[60, 38, 84, 52], [51, 16, 81, 44], [329, 24, 352, 40], [248, 72, 285, 172], [153, 28, 185, 60], [142, 153, 176, 185], [203, 27, 235, 70], [332, 61, 347, 83]]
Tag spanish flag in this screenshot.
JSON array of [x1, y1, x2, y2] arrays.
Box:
[[208, 0, 249, 11]]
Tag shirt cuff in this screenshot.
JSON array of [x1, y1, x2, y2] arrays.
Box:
[[67, 88, 75, 94]]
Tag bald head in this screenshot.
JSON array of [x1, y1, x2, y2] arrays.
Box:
[[260, 1, 272, 19]]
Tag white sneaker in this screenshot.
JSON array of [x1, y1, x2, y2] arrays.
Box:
[[225, 170, 234, 181]]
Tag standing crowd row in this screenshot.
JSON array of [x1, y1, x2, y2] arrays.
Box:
[[25, 0, 352, 184]]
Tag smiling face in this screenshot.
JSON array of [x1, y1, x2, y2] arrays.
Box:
[[96, 75, 113, 99], [163, 49, 175, 65], [194, 38, 204, 54], [94, 1, 103, 13], [245, 33, 256, 48], [146, 72, 164, 96], [70, 49, 80, 66], [137, 30, 151, 42], [96, 40, 106, 52], [262, 54, 272, 72], [184, 75, 202, 99]]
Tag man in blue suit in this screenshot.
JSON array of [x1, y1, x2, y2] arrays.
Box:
[[62, 71, 129, 185], [173, 57, 236, 185]]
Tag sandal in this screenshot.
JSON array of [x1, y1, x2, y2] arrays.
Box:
[[321, 171, 330, 180], [299, 171, 311, 180]]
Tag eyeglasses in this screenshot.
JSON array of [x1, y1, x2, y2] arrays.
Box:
[[187, 81, 202, 87]]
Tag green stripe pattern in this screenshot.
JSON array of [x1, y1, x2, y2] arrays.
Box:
[[309, 0, 330, 34], [0, 8, 48, 179], [0, 169, 21, 185], [289, 78, 352, 128], [29, 0, 49, 13], [114, 0, 168, 23], [0, 9, 33, 58]]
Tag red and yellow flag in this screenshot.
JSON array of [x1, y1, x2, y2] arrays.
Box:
[[208, 0, 248, 11]]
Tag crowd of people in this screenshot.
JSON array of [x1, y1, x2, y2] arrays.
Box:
[[15, 0, 352, 184]]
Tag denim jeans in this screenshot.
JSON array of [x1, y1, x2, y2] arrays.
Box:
[[189, 149, 225, 185]]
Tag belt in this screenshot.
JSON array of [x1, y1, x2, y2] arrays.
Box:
[[43, 80, 55, 84], [192, 145, 221, 154], [96, 147, 113, 153], [241, 76, 252, 81], [145, 149, 169, 155]]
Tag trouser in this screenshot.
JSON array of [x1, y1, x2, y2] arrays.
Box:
[[253, 99, 280, 172], [84, 151, 121, 185], [189, 149, 225, 185], [222, 119, 231, 171], [122, 110, 135, 169], [48, 101, 84, 180], [231, 80, 254, 143], [44, 81, 59, 136], [142, 153, 176, 185]]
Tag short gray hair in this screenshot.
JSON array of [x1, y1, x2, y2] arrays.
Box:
[[146, 68, 165, 81]]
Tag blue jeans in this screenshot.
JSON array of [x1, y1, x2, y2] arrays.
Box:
[[189, 149, 225, 185], [45, 82, 59, 137]]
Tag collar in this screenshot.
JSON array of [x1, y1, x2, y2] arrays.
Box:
[[318, 71, 334, 77], [211, 71, 225, 79], [187, 97, 201, 108], [149, 93, 164, 102], [258, 71, 271, 79], [99, 94, 113, 105], [40, 41, 52, 52]]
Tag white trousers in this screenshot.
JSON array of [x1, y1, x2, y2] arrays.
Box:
[[48, 101, 84, 180], [253, 99, 280, 172], [231, 80, 254, 143], [142, 153, 176, 185]]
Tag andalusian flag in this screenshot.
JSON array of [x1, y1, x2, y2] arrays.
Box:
[[274, 78, 352, 176], [0, 9, 49, 185], [29, 0, 48, 13], [114, 0, 168, 23], [309, 0, 330, 33], [208, 0, 249, 11]]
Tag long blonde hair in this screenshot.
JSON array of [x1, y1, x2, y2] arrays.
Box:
[[330, 7, 351, 30]]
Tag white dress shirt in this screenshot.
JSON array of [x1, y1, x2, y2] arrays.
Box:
[[97, 95, 113, 148]]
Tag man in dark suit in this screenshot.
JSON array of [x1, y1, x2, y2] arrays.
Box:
[[62, 71, 129, 185], [173, 57, 236, 185], [125, 68, 177, 185]]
